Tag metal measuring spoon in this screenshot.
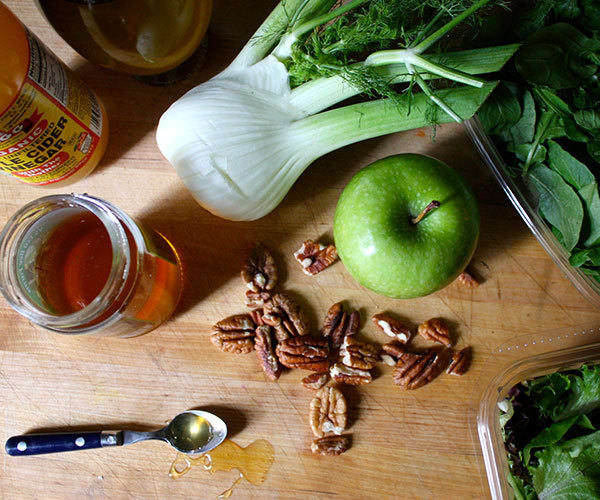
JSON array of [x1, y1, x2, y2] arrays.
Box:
[[5, 410, 227, 456]]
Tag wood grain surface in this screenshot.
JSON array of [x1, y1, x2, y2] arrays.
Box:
[[2, 2, 600, 499]]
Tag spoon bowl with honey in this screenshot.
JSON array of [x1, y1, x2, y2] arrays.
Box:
[[5, 410, 227, 456]]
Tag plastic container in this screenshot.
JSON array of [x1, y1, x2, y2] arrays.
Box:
[[0, 194, 182, 337], [465, 118, 600, 309], [477, 326, 600, 499]]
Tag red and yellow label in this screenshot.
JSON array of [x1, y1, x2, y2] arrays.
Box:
[[0, 31, 103, 185]]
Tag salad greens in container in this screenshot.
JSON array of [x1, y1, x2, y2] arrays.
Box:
[[478, 334, 600, 500], [467, 0, 600, 306]]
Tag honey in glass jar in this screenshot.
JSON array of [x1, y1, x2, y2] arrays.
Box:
[[0, 194, 182, 337]]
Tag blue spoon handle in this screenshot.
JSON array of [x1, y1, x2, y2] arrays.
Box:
[[5, 431, 120, 456]]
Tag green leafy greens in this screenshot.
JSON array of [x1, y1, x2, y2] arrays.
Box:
[[475, 0, 600, 282], [500, 364, 600, 500]]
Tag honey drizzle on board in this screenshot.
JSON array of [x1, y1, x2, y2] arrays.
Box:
[[169, 439, 274, 496]]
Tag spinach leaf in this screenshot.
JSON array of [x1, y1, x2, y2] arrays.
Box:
[[512, 0, 553, 40], [547, 140, 594, 189], [525, 164, 584, 251], [569, 247, 600, 266], [582, 0, 600, 31], [516, 24, 600, 89], [478, 83, 521, 135], [580, 267, 600, 281], [535, 88, 573, 117], [588, 140, 600, 164], [534, 88, 589, 141], [539, 111, 567, 141], [554, 0, 580, 20], [578, 182, 600, 247], [529, 431, 600, 499], [513, 143, 547, 164], [564, 117, 591, 142], [570, 248, 592, 266], [503, 90, 537, 145], [522, 111, 564, 171], [575, 109, 600, 132]]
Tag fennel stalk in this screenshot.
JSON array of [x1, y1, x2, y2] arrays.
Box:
[[157, 0, 517, 221]]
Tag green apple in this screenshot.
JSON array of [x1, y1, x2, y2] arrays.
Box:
[[333, 154, 479, 299]]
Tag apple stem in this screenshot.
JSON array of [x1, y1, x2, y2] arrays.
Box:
[[411, 200, 441, 225]]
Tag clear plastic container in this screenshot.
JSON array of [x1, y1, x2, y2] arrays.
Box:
[[465, 118, 600, 309], [477, 326, 600, 499]]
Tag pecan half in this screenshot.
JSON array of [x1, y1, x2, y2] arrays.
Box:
[[457, 271, 479, 288], [245, 290, 272, 310], [322, 302, 359, 349], [372, 313, 412, 343], [392, 349, 447, 389], [276, 336, 330, 372], [381, 342, 406, 366], [254, 325, 282, 380], [447, 346, 472, 376], [302, 372, 330, 390], [249, 309, 264, 326], [211, 314, 255, 354], [311, 435, 350, 456], [340, 336, 380, 370], [263, 293, 309, 341], [309, 386, 347, 437], [294, 240, 338, 276], [242, 244, 277, 292], [330, 362, 372, 385], [417, 318, 452, 347]]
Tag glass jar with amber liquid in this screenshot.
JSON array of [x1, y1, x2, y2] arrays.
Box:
[[36, 0, 213, 83], [0, 194, 182, 337]]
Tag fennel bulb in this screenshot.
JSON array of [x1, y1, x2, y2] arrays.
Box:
[[157, 0, 517, 221]]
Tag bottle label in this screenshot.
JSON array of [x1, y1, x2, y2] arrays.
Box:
[[0, 30, 103, 185]]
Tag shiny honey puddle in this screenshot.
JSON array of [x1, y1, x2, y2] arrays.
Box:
[[169, 439, 274, 498]]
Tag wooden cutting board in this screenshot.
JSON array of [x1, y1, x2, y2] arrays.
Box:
[[2, 2, 600, 498]]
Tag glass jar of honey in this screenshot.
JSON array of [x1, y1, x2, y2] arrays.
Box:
[[0, 194, 182, 337]]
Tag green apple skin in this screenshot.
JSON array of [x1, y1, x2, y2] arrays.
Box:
[[333, 154, 479, 299]]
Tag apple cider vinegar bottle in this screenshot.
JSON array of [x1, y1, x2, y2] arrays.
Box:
[[0, 2, 109, 186]]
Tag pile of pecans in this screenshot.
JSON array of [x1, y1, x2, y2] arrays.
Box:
[[373, 315, 472, 389], [211, 241, 474, 456]]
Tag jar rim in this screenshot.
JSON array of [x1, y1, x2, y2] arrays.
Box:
[[0, 194, 144, 333]]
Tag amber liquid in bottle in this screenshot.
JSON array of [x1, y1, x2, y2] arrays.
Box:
[[169, 439, 275, 497], [34, 210, 181, 329], [36, 0, 212, 77], [36, 212, 112, 314]]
